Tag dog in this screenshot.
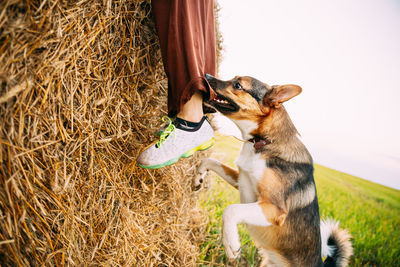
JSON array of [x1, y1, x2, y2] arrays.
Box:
[[196, 74, 353, 266]]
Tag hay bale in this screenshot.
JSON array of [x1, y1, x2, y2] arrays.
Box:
[[0, 0, 218, 265]]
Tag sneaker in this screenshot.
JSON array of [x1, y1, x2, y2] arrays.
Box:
[[137, 116, 215, 169], [154, 117, 174, 136]]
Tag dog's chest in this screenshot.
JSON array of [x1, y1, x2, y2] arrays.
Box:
[[236, 142, 266, 202]]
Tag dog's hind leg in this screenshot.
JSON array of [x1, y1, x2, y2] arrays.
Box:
[[222, 202, 274, 259], [195, 158, 239, 189]]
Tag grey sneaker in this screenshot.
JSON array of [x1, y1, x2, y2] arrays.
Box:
[[137, 116, 215, 169], [155, 117, 174, 136]]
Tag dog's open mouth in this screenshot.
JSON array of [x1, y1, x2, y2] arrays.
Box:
[[209, 93, 238, 112]]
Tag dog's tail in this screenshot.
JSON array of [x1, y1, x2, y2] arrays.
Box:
[[321, 219, 353, 267]]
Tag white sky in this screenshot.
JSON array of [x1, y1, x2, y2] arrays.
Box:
[[215, 0, 400, 189]]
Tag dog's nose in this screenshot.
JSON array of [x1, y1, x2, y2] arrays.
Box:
[[205, 73, 215, 81]]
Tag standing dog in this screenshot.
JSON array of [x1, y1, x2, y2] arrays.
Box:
[[196, 74, 353, 266]]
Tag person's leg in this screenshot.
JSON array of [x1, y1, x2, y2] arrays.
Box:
[[152, 0, 216, 119], [177, 91, 204, 123], [137, 0, 216, 169]]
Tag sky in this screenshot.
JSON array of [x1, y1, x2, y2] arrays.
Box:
[[215, 0, 400, 189]]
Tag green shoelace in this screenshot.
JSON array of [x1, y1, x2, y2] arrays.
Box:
[[156, 116, 176, 148]]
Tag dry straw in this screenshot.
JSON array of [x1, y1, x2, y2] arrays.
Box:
[[0, 0, 220, 265]]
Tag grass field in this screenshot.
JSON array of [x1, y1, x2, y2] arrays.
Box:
[[197, 134, 400, 266]]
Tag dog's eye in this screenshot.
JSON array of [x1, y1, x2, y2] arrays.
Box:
[[234, 82, 242, 89]]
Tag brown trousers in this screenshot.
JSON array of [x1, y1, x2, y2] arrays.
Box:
[[152, 0, 217, 117]]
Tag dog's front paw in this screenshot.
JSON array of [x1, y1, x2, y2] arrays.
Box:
[[194, 159, 212, 190], [222, 219, 241, 259], [197, 158, 213, 174], [223, 228, 241, 259], [194, 171, 207, 190], [222, 205, 241, 259]]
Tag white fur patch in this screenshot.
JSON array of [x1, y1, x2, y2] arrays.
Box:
[[236, 142, 266, 203], [231, 119, 258, 140], [289, 182, 316, 209], [238, 175, 257, 203], [236, 142, 265, 181], [320, 218, 339, 258]]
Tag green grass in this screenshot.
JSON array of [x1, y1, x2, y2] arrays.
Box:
[[198, 134, 400, 266]]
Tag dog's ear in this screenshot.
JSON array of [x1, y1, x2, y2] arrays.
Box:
[[264, 84, 302, 108]]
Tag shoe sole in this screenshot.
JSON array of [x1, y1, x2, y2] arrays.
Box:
[[138, 137, 215, 169]]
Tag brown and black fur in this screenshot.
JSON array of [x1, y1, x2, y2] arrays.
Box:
[[203, 74, 352, 266]]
